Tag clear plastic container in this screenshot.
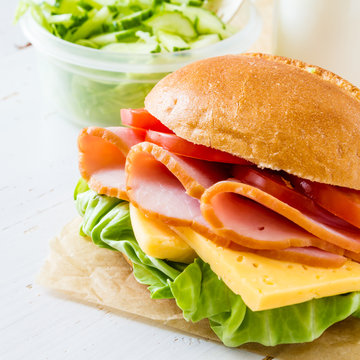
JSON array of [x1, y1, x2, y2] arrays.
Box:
[[21, 0, 261, 127]]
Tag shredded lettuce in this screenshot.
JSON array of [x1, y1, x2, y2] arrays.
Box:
[[75, 183, 360, 346]]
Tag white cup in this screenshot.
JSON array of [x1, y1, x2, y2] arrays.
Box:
[[273, 0, 360, 87]]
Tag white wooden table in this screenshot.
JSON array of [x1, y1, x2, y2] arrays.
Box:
[[0, 2, 265, 359]]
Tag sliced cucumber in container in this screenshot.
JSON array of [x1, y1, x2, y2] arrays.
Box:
[[190, 33, 220, 49], [66, 6, 112, 41], [194, 8, 226, 36], [119, 8, 153, 29], [145, 11, 197, 38], [75, 38, 100, 48], [47, 14, 74, 27], [163, 4, 228, 38], [89, 28, 138, 46], [129, 0, 161, 8], [157, 30, 190, 52], [102, 40, 160, 53], [168, 0, 204, 6], [17, 0, 231, 54]]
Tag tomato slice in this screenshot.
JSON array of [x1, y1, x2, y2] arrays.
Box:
[[233, 166, 356, 230], [146, 130, 251, 164], [290, 176, 360, 229], [120, 108, 173, 133]]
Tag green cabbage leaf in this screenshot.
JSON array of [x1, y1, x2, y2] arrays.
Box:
[[75, 182, 360, 346]]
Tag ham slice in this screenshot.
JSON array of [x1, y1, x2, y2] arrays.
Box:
[[78, 127, 146, 200], [125, 142, 231, 246], [229, 243, 346, 268], [124, 142, 347, 267], [201, 167, 360, 253], [78, 127, 357, 267]]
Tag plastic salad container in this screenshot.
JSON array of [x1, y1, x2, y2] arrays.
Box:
[[21, 0, 261, 127]]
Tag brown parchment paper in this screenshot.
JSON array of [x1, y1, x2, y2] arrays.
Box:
[[38, 218, 360, 359]]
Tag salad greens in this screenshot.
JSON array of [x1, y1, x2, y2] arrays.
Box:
[[74, 180, 360, 347], [15, 1, 236, 127], [15, 0, 235, 52]]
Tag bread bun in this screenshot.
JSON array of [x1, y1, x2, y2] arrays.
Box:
[[145, 53, 360, 190]]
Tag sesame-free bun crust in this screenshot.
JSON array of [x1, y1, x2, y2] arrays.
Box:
[[145, 53, 360, 190]]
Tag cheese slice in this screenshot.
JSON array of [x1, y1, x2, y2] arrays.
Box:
[[130, 204, 196, 263], [130, 204, 360, 311]]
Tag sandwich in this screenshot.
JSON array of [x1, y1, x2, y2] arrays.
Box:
[[47, 53, 360, 349]]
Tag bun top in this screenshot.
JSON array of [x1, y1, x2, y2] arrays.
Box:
[[145, 53, 360, 190]]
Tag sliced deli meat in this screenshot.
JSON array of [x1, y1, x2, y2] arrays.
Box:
[[78, 127, 146, 200], [228, 243, 347, 268], [78, 125, 360, 267], [124, 142, 346, 267], [201, 166, 360, 253], [125, 142, 231, 246], [254, 247, 347, 268], [201, 186, 343, 253]]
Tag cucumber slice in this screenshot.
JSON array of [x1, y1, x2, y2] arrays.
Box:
[[129, 0, 161, 9], [135, 30, 156, 42], [190, 33, 220, 49], [119, 9, 153, 29], [102, 41, 160, 53], [75, 39, 100, 49], [67, 6, 111, 42], [164, 5, 227, 37], [145, 12, 197, 38], [191, 8, 227, 36], [47, 14, 74, 27], [157, 30, 190, 52], [169, 0, 203, 6], [89, 28, 138, 46]]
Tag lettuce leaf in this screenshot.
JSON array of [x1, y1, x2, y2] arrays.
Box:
[[170, 260, 360, 346], [76, 188, 181, 298], [75, 186, 360, 346]]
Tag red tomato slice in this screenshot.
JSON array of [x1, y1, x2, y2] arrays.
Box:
[[290, 177, 360, 229], [146, 130, 251, 164], [233, 166, 355, 230], [120, 108, 173, 133]]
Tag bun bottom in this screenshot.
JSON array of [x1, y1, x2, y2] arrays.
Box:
[[37, 217, 360, 359]]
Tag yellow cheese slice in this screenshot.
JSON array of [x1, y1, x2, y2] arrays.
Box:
[[130, 205, 360, 311], [172, 227, 360, 310], [129, 204, 196, 263]]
